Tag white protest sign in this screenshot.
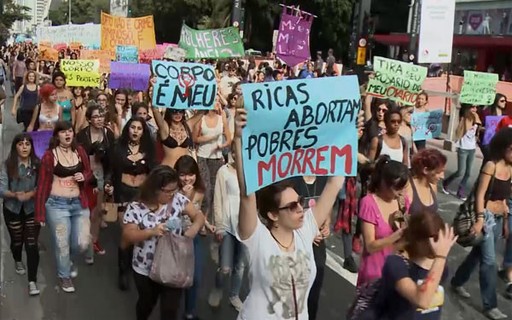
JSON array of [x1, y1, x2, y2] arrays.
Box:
[[163, 46, 186, 62]]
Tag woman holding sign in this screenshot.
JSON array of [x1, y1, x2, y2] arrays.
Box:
[[232, 107, 345, 320]]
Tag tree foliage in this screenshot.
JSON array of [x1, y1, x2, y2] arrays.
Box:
[[0, 0, 31, 43], [48, 0, 109, 25]]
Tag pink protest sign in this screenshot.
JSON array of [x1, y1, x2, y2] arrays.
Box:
[[276, 7, 314, 67]]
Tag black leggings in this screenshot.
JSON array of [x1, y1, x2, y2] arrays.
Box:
[[3, 207, 40, 282], [133, 272, 183, 320], [308, 240, 326, 320]]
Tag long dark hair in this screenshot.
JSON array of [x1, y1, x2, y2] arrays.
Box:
[[368, 155, 409, 193], [490, 93, 507, 115], [174, 155, 206, 192], [164, 108, 193, 140], [49, 121, 78, 150], [138, 165, 179, 204], [5, 133, 40, 181], [119, 117, 154, 159]]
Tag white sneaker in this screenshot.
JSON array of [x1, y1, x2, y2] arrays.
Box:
[[28, 282, 40, 296], [229, 296, 244, 312], [70, 264, 78, 278], [485, 308, 508, 320], [60, 278, 75, 293], [85, 256, 94, 265], [15, 261, 26, 275], [208, 288, 223, 307]]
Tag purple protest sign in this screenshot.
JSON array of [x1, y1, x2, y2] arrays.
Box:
[[109, 62, 151, 91], [29, 130, 52, 159], [276, 8, 314, 67], [483, 115, 505, 145]]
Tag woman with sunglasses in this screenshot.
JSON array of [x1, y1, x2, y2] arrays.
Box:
[[105, 117, 156, 291], [368, 108, 409, 166], [122, 165, 205, 320], [152, 106, 200, 168], [35, 121, 93, 293], [76, 102, 115, 262], [232, 108, 345, 319], [357, 155, 410, 286], [0, 133, 41, 295]]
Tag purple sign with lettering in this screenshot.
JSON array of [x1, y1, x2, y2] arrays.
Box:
[[276, 7, 314, 67], [483, 116, 505, 145], [29, 130, 52, 159], [109, 62, 151, 91]]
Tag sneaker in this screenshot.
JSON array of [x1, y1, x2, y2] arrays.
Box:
[[28, 281, 40, 296], [70, 264, 78, 278], [343, 256, 358, 273], [208, 288, 223, 307], [451, 284, 471, 298], [505, 283, 512, 299], [485, 308, 508, 320], [229, 296, 244, 312], [60, 278, 75, 293], [85, 256, 94, 265], [441, 181, 450, 195], [352, 236, 362, 254], [15, 261, 26, 275], [456, 191, 467, 201], [93, 241, 106, 255]]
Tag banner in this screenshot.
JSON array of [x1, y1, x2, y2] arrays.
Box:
[[29, 131, 53, 158], [151, 60, 217, 109], [276, 8, 314, 67], [116, 45, 139, 63], [460, 70, 498, 105], [411, 110, 443, 141], [241, 76, 360, 194], [80, 49, 113, 73], [163, 46, 187, 62], [109, 62, 151, 91], [36, 24, 101, 49], [60, 59, 101, 87], [418, 0, 456, 63], [178, 24, 244, 59], [101, 12, 157, 51], [483, 116, 505, 145], [39, 45, 59, 62], [367, 57, 428, 106]]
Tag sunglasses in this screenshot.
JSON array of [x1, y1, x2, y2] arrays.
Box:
[[377, 108, 388, 113], [277, 196, 305, 212], [500, 99, 507, 103]]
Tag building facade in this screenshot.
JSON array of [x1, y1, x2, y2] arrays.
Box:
[[12, 0, 52, 34]]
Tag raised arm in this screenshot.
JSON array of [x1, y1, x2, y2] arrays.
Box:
[[151, 105, 169, 140], [234, 108, 258, 240]]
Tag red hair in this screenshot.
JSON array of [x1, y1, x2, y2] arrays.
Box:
[[39, 83, 56, 101], [411, 148, 447, 177]]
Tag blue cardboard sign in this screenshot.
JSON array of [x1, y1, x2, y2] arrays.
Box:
[[151, 60, 217, 109], [240, 76, 360, 194], [115, 45, 139, 63], [411, 110, 443, 141]]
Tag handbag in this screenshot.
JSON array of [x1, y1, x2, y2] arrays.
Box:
[[149, 205, 195, 288], [453, 165, 495, 247]]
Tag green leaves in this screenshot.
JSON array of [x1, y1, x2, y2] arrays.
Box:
[[0, 0, 31, 42]]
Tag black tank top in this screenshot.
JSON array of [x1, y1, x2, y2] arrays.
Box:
[[21, 85, 38, 110], [409, 178, 438, 215]]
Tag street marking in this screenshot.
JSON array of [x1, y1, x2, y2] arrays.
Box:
[[325, 249, 357, 286]]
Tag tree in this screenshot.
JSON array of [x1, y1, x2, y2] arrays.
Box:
[[48, 0, 109, 25], [0, 0, 31, 43]]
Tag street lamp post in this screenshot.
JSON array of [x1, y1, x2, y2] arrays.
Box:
[[68, 0, 71, 24]]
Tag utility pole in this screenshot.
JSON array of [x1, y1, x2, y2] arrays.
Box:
[[68, 0, 72, 24]]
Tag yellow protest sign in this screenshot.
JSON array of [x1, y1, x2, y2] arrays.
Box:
[[100, 12, 156, 51], [60, 59, 101, 87], [80, 50, 113, 73]]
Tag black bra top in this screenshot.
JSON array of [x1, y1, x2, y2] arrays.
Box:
[[54, 161, 83, 178], [162, 135, 193, 149], [121, 156, 150, 176], [487, 177, 512, 201]]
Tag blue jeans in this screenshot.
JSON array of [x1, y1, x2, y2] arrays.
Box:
[[185, 236, 203, 316], [451, 210, 503, 311], [215, 232, 248, 297], [443, 148, 475, 193], [503, 199, 512, 269], [45, 196, 91, 278]]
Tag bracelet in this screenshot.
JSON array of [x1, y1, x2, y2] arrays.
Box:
[[434, 255, 447, 260]]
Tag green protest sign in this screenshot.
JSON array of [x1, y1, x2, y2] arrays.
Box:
[[366, 56, 427, 106], [459, 70, 498, 106], [178, 24, 244, 59]]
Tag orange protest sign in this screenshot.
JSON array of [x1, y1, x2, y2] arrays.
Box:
[[100, 12, 156, 51], [53, 43, 67, 51], [39, 46, 59, 62], [80, 49, 113, 73], [69, 42, 82, 51], [39, 41, 52, 48]]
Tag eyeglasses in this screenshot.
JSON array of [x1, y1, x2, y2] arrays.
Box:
[[377, 108, 388, 113], [389, 119, 402, 124], [277, 196, 305, 212]]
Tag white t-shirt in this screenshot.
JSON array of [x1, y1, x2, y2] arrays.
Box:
[[238, 209, 319, 320], [456, 124, 478, 150]]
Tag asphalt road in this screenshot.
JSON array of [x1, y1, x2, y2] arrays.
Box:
[[0, 83, 510, 320]]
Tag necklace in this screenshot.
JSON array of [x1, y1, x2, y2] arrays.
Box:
[[128, 140, 140, 147], [58, 147, 74, 165], [270, 231, 294, 250]]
